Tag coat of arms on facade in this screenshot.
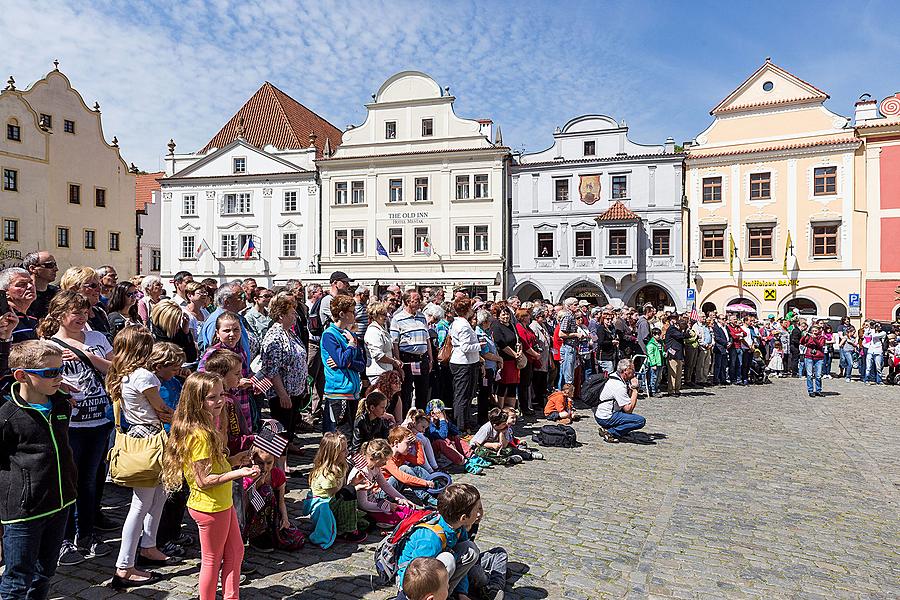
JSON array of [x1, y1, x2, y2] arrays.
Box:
[[579, 175, 601, 205]]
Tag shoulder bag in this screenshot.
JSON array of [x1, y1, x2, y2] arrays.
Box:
[[437, 329, 453, 364], [107, 398, 168, 488]]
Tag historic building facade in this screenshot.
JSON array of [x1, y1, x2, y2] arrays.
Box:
[[135, 171, 163, 275], [316, 71, 509, 298], [685, 60, 865, 322], [159, 82, 340, 286], [1, 64, 137, 275], [510, 115, 685, 309], [854, 92, 900, 321]]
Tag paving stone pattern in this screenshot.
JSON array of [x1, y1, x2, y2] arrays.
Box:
[[50, 378, 899, 599]]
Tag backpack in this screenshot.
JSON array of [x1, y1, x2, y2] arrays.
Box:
[[373, 509, 447, 586], [581, 371, 610, 408], [531, 424, 577, 448], [307, 294, 327, 337]]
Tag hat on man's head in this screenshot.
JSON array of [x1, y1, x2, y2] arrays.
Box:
[[329, 270, 353, 284], [578, 299, 590, 307]]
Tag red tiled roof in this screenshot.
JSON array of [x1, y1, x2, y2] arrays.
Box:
[[200, 82, 341, 158], [856, 119, 900, 130], [596, 201, 640, 221], [514, 151, 682, 169], [686, 136, 859, 160], [714, 96, 824, 114], [135, 171, 164, 212]]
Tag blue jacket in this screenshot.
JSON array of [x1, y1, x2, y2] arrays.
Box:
[[426, 418, 461, 441], [320, 323, 365, 396], [397, 515, 470, 593], [199, 307, 252, 360]]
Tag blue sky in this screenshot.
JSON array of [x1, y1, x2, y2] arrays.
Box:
[[2, 0, 898, 170]]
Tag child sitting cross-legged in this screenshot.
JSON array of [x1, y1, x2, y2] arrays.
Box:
[[402, 408, 439, 473], [543, 383, 576, 424], [424, 399, 471, 466], [348, 438, 417, 528], [397, 557, 450, 600], [242, 447, 305, 552], [469, 407, 542, 465], [385, 426, 440, 507]]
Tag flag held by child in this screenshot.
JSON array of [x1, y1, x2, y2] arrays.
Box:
[[249, 373, 273, 395], [253, 427, 288, 457]]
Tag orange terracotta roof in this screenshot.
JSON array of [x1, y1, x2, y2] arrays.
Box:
[[135, 171, 164, 212], [686, 136, 859, 160], [200, 82, 341, 158], [596, 201, 640, 221], [856, 119, 900, 130], [714, 96, 824, 114]]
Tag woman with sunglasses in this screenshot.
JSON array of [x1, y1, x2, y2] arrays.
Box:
[[107, 282, 143, 336], [0, 267, 39, 342], [60, 267, 110, 338]]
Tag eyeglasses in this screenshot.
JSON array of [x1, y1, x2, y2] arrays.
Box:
[[128, 291, 141, 298], [80, 282, 100, 289], [22, 367, 63, 379], [38, 262, 57, 269]]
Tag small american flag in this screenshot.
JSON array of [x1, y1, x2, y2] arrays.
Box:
[[248, 486, 265, 512], [261, 418, 286, 435], [348, 454, 392, 512], [253, 427, 288, 457], [689, 302, 699, 323], [250, 373, 273, 395]]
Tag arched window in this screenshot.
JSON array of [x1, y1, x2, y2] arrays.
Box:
[[785, 298, 816, 316], [828, 303, 847, 318], [6, 118, 21, 142], [701, 301, 717, 315]]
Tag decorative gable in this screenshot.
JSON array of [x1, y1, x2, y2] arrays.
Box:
[[711, 59, 828, 116]]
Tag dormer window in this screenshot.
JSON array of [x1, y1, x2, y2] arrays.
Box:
[[583, 141, 595, 156], [39, 114, 52, 129], [421, 118, 433, 137], [233, 157, 246, 174], [385, 121, 397, 139], [6, 121, 20, 141]]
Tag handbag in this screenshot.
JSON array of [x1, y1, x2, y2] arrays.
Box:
[[514, 347, 528, 370], [107, 398, 168, 488], [437, 332, 453, 364]]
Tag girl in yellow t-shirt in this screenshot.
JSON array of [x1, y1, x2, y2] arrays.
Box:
[[162, 372, 258, 600]]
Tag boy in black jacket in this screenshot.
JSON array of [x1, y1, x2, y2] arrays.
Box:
[[0, 340, 78, 600]]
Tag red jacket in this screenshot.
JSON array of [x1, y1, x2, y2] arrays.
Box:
[[800, 334, 826, 361]]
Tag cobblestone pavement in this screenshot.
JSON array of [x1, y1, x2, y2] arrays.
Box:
[[50, 377, 899, 599]]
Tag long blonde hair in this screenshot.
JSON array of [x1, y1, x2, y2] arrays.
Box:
[[161, 371, 227, 492], [105, 327, 155, 405], [308, 432, 348, 491]]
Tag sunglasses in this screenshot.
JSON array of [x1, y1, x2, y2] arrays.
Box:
[[80, 282, 100, 289], [38, 262, 58, 269], [22, 367, 63, 379], [128, 291, 141, 298]]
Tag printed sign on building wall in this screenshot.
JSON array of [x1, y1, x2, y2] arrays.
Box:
[[579, 175, 601, 205]]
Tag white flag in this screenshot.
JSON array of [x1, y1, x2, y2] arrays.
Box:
[[195, 238, 210, 259]]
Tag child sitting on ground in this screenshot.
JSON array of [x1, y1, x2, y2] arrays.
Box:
[[202, 349, 254, 454], [242, 447, 305, 552], [397, 557, 450, 600], [385, 426, 439, 506], [469, 408, 519, 465], [402, 408, 439, 473], [543, 383, 576, 424], [424, 399, 471, 466], [348, 438, 417, 527]]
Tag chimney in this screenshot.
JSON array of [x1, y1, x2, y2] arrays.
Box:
[[854, 94, 879, 124], [664, 137, 676, 154], [477, 119, 493, 141]]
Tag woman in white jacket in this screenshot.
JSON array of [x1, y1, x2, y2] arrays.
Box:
[[448, 297, 483, 433], [364, 301, 402, 386]]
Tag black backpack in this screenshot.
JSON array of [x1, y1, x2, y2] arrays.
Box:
[[307, 294, 328, 337], [581, 371, 610, 408], [532, 424, 577, 448]]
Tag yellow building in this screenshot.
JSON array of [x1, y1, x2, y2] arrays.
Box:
[[0, 63, 137, 275], [685, 60, 864, 322]]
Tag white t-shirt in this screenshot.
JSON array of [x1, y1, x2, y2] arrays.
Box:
[[594, 375, 631, 421], [121, 367, 162, 426], [470, 421, 500, 446], [51, 331, 113, 428]]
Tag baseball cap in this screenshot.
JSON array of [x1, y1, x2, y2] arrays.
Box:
[[329, 271, 353, 284], [578, 299, 590, 307]]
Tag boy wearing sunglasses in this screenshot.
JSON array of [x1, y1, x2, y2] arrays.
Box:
[[0, 340, 78, 599]]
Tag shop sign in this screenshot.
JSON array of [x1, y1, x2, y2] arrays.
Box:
[[386, 211, 429, 224], [743, 279, 799, 287], [764, 288, 777, 301]]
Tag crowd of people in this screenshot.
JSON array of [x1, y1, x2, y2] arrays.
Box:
[[0, 251, 898, 600]]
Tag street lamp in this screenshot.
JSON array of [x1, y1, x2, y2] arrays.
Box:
[[689, 260, 699, 284]]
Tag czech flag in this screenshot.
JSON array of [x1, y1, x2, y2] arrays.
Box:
[[241, 236, 256, 259]]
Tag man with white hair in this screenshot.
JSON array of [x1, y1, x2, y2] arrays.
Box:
[[595, 358, 646, 443], [556, 297, 583, 389]]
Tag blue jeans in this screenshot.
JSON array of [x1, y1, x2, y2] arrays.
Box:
[[728, 348, 743, 383], [0, 508, 69, 600], [647, 366, 659, 395], [595, 411, 646, 439], [866, 353, 883, 383], [823, 351, 832, 376], [65, 422, 112, 542], [580, 356, 594, 385], [859, 349, 868, 381], [805, 358, 823, 394], [558, 345, 576, 388], [389, 465, 436, 505], [840, 349, 855, 380]]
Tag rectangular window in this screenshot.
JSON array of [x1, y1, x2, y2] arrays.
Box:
[[283, 190, 298, 212], [611, 175, 628, 199], [233, 157, 246, 174], [814, 166, 837, 195], [69, 184, 80, 204], [474, 225, 488, 252], [351, 229, 365, 255], [608, 229, 627, 256], [40, 114, 52, 129], [222, 192, 251, 214], [748, 226, 773, 259], [474, 174, 489, 198], [334, 182, 348, 205], [220, 234, 239, 258], [554, 179, 569, 202], [702, 229, 725, 260], [182, 194, 196, 216], [95, 188, 106, 207], [652, 230, 671, 256], [812, 224, 838, 257], [389, 227, 403, 254], [415, 177, 429, 201], [57, 227, 70, 248], [182, 235, 196, 259], [749, 172, 771, 200], [282, 232, 297, 257], [389, 179, 403, 203], [6, 124, 20, 141], [455, 175, 470, 199], [3, 219, 18, 242], [351, 181, 365, 204], [64, 119, 75, 134], [109, 232, 120, 251], [574, 231, 592, 257], [84, 229, 96, 250], [414, 227, 429, 254], [421, 118, 433, 137], [702, 176, 722, 203], [455, 226, 470, 253], [583, 141, 595, 156], [385, 121, 397, 139], [334, 230, 348, 255], [537, 232, 554, 257], [3, 169, 17, 191], [151, 248, 161, 271]]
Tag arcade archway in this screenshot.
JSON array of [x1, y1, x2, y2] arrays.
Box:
[[561, 281, 608, 306], [633, 284, 674, 310], [513, 282, 544, 303]]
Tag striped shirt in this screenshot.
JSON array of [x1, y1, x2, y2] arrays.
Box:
[[390, 309, 430, 355]]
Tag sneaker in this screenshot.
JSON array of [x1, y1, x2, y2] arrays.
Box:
[[171, 533, 195, 547], [58, 540, 86, 566], [597, 426, 617, 443], [94, 513, 119, 532], [508, 454, 523, 465], [530, 451, 544, 460], [158, 542, 185, 557], [78, 535, 112, 559], [339, 529, 368, 544]]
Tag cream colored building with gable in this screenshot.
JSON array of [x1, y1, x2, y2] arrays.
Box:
[[317, 71, 509, 297], [685, 60, 864, 321], [0, 65, 136, 275]]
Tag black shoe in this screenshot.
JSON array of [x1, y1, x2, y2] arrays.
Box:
[[249, 537, 275, 553], [136, 554, 182, 567], [110, 572, 160, 589]]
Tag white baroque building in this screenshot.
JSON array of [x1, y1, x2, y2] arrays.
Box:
[[510, 115, 686, 309], [316, 71, 509, 298], [159, 83, 341, 285]]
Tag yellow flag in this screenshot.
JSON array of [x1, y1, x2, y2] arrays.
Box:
[[729, 233, 736, 277], [782, 231, 792, 276]]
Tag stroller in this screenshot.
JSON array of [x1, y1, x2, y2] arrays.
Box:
[[747, 352, 771, 384]]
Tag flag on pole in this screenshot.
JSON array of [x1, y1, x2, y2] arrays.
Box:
[[689, 301, 699, 323], [248, 486, 265, 511], [376, 239, 389, 258], [728, 233, 736, 277], [252, 427, 288, 457], [249, 373, 273, 395], [423, 236, 433, 257], [241, 236, 256, 259], [782, 231, 792, 276], [195, 238, 210, 259]]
